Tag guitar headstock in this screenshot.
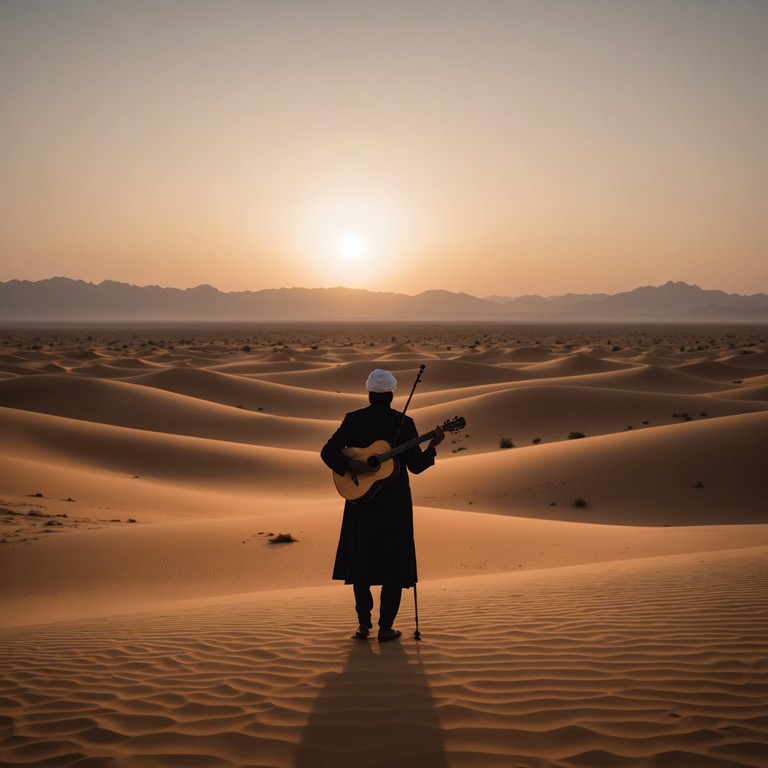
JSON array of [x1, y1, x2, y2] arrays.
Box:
[[441, 416, 466, 433]]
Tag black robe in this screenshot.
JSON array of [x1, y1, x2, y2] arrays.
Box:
[[321, 402, 436, 587]]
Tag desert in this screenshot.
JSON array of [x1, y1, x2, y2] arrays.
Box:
[[0, 322, 766, 767]]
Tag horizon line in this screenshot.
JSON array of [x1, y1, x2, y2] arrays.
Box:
[[3, 275, 767, 299]]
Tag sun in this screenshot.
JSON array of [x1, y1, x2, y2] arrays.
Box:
[[339, 232, 367, 261]]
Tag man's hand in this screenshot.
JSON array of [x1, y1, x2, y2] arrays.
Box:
[[347, 458, 374, 474], [429, 426, 445, 448]]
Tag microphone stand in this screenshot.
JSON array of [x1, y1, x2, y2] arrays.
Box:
[[393, 364, 425, 446], [393, 364, 426, 640]]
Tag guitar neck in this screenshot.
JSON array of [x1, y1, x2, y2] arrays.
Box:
[[377, 430, 437, 462]]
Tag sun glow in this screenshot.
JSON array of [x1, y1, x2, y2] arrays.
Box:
[[291, 189, 418, 289], [339, 232, 366, 261]]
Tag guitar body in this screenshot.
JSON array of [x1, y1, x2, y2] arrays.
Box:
[[330, 416, 465, 503], [334, 440, 401, 502]]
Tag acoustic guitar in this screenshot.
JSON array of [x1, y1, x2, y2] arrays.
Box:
[[333, 416, 466, 502]]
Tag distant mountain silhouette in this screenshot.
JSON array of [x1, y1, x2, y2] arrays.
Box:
[[1, 277, 766, 321]]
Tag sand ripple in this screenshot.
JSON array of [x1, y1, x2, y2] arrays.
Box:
[[1, 551, 766, 768]]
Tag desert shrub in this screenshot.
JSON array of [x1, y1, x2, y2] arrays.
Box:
[[573, 498, 588, 508], [499, 437, 514, 449], [568, 431, 586, 440], [532, 437, 542, 444], [269, 532, 297, 544]]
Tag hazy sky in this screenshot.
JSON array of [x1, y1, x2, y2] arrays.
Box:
[[1, 0, 766, 296]]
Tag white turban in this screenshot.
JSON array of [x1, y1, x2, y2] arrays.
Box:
[[366, 369, 397, 392]]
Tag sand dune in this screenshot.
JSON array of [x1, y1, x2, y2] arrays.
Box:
[[419, 411, 768, 524], [6, 349, 54, 361], [377, 351, 438, 361], [259, 358, 526, 393], [210, 359, 333, 374], [93, 356, 165, 369], [485, 345, 557, 362], [626, 351, 684, 366], [741, 372, 768, 386], [126, 365, 362, 418], [69, 361, 158, 378], [672, 359, 758, 381], [719, 349, 768, 369], [518, 352, 637, 377], [411, 384, 768, 451], [2, 323, 767, 767], [1, 490, 759, 622], [530, 363, 739, 394], [0, 374, 334, 449], [57, 347, 105, 361], [1, 406, 326, 492], [711, 383, 768, 401], [0, 361, 43, 376]]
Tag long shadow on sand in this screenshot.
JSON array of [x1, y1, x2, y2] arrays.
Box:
[[293, 637, 447, 768]]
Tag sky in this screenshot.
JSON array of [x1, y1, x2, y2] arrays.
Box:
[[1, 0, 766, 297]]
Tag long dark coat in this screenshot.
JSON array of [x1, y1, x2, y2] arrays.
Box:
[[321, 402, 436, 587]]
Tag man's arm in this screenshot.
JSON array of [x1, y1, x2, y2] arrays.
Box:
[[401, 419, 443, 475], [320, 415, 353, 476]]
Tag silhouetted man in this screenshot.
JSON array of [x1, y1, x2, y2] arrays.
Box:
[[321, 369, 443, 641]]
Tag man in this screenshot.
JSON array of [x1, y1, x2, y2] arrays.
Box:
[[321, 368, 444, 642]]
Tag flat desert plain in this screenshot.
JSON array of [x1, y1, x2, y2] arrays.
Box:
[[1, 322, 767, 768]]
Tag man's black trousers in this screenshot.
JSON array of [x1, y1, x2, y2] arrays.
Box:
[[353, 584, 402, 630]]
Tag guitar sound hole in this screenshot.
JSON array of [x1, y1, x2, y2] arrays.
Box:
[[367, 456, 381, 470]]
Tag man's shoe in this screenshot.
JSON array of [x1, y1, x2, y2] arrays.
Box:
[[377, 627, 402, 642], [355, 624, 370, 639]]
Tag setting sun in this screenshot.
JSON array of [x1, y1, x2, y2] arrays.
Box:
[[339, 232, 366, 261]]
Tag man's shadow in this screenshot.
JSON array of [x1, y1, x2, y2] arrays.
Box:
[[293, 637, 448, 768]]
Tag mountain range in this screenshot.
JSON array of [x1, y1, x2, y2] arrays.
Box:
[[1, 277, 767, 322]]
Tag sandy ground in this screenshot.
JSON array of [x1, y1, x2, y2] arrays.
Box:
[[1, 322, 767, 767]]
